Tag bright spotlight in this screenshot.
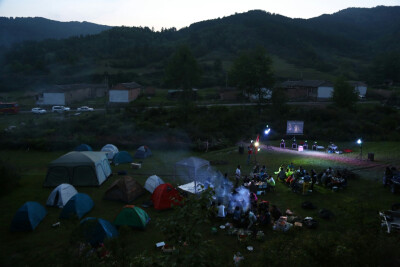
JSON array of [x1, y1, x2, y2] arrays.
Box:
[[357, 139, 362, 145], [254, 141, 259, 147], [264, 125, 271, 135]]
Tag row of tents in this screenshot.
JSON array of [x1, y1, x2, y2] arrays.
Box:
[[74, 144, 152, 160], [12, 174, 179, 232], [43, 146, 152, 187], [11, 201, 148, 245]]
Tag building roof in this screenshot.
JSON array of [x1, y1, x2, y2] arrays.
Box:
[[281, 80, 333, 88], [111, 82, 142, 90], [43, 83, 108, 93]]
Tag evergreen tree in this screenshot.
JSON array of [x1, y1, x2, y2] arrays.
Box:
[[332, 77, 358, 108], [164, 45, 201, 100], [229, 47, 274, 104]]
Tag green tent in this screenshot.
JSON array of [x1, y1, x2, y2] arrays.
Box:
[[44, 151, 112, 187], [114, 205, 150, 229]]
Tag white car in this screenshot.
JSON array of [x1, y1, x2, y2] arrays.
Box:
[[52, 106, 70, 113], [31, 107, 47, 114], [77, 106, 94, 112]]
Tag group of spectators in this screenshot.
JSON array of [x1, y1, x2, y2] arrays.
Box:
[[275, 163, 348, 192], [214, 195, 283, 233], [235, 164, 276, 191]]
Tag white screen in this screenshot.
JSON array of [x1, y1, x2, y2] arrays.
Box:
[[286, 121, 304, 135]]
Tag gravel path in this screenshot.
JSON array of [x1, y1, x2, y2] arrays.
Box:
[[262, 145, 391, 171]]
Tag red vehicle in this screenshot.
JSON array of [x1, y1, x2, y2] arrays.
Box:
[[0, 102, 19, 114]]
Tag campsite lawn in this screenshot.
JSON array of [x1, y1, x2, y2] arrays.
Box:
[[1, 145, 400, 266]]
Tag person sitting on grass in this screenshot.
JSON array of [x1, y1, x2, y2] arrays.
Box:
[[270, 205, 282, 222], [276, 167, 286, 182], [253, 164, 260, 174], [247, 210, 258, 230], [233, 206, 242, 222], [267, 175, 276, 191], [285, 169, 295, 184], [303, 172, 311, 195]]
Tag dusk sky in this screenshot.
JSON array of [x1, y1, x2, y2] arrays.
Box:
[[0, 0, 399, 30]]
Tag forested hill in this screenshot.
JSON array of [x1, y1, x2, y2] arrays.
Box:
[[0, 17, 111, 47], [1, 6, 399, 91]]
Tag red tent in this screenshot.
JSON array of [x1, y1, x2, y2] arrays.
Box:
[[152, 183, 183, 210]]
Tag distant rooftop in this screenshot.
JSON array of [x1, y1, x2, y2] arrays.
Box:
[[43, 83, 108, 93], [281, 80, 333, 88]]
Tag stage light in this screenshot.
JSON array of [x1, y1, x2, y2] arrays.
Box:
[[254, 141, 259, 147], [264, 125, 271, 135], [357, 138, 363, 160]]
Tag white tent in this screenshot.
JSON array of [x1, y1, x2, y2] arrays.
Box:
[[178, 181, 206, 194], [46, 183, 78, 208], [144, 175, 165, 193], [175, 157, 210, 194], [101, 144, 119, 160]]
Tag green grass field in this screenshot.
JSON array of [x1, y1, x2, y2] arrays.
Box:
[[1, 145, 400, 266]]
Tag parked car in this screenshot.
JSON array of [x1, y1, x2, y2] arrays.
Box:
[[77, 106, 94, 112], [52, 106, 70, 113], [31, 107, 47, 114]]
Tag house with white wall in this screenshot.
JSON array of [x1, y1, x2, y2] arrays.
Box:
[[109, 82, 142, 103]]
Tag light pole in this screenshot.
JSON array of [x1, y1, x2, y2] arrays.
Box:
[[357, 138, 363, 160], [264, 125, 271, 149]]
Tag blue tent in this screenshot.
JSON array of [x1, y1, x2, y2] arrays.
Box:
[[134, 146, 152, 159], [80, 217, 119, 246], [113, 151, 133, 165], [60, 193, 94, 219], [74, 144, 93, 151], [11, 201, 47, 231]]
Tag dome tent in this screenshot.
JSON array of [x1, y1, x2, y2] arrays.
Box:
[[44, 151, 112, 187], [101, 144, 119, 160], [46, 183, 78, 208], [11, 201, 47, 231], [144, 175, 164, 193], [152, 183, 183, 210], [114, 205, 150, 229], [60, 193, 94, 219], [175, 157, 210, 194], [79, 217, 119, 246], [113, 151, 134, 165], [74, 144, 93, 151], [134, 146, 152, 159], [104, 176, 146, 203]]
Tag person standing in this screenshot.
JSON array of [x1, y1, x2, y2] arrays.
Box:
[[247, 146, 252, 165], [235, 165, 241, 187]]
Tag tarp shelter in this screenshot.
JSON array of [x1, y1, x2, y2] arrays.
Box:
[[152, 183, 183, 210], [178, 181, 206, 194], [104, 176, 146, 203], [113, 151, 134, 165], [44, 151, 112, 187], [144, 175, 164, 193], [134, 146, 152, 159], [175, 157, 210, 194], [74, 144, 93, 151], [79, 217, 119, 246], [101, 144, 119, 160], [114, 205, 150, 229], [60, 193, 94, 219], [46, 183, 78, 208], [11, 201, 47, 231]]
